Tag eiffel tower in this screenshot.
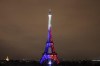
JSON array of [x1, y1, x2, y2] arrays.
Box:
[[40, 9, 60, 65]]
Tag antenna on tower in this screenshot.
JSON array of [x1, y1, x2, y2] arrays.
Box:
[[48, 9, 52, 15]]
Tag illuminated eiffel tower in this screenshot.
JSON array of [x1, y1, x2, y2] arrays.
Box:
[[40, 9, 60, 65]]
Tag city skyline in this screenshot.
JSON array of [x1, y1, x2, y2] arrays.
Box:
[[0, 0, 100, 60]]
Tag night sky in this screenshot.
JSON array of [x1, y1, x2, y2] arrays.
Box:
[[0, 0, 100, 60]]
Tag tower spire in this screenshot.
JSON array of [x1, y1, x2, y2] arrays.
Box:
[[47, 9, 53, 42]]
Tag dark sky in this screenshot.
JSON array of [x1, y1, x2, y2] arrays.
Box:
[[0, 0, 100, 60]]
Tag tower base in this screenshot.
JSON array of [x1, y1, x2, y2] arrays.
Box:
[[40, 52, 60, 64]]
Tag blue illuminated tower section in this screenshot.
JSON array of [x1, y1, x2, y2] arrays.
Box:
[[40, 10, 60, 64]]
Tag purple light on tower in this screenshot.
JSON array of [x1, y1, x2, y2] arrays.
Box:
[[40, 9, 60, 64]]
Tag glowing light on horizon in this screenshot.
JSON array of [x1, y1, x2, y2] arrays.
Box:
[[6, 56, 9, 61], [92, 60, 100, 61]]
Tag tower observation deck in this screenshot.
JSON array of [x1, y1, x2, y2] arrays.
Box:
[[40, 9, 60, 65]]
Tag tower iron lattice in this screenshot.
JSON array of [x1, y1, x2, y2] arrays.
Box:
[[40, 9, 60, 64]]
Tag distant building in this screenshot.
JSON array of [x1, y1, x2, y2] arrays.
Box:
[[5, 56, 9, 61]]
